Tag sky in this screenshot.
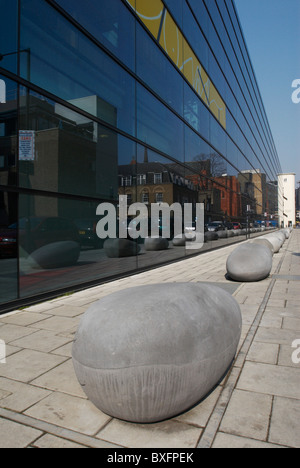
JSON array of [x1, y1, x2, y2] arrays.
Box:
[[235, 0, 300, 186]]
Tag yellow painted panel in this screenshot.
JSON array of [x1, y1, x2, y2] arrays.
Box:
[[159, 11, 183, 68], [209, 85, 226, 127], [135, 0, 165, 39], [199, 66, 210, 106], [183, 41, 209, 106], [125, 0, 135, 9]]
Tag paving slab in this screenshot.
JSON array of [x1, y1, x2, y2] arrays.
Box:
[[0, 418, 42, 448]]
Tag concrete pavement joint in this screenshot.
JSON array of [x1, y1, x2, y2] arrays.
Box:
[[0, 407, 123, 449]]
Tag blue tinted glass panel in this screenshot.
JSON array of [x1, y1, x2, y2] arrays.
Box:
[[0, 190, 18, 304], [0, 75, 17, 186], [183, 82, 209, 142], [182, 0, 208, 70], [20, 0, 135, 137], [136, 24, 183, 116], [137, 84, 184, 162], [0, 0, 18, 74], [163, 0, 183, 28], [55, 0, 135, 71]]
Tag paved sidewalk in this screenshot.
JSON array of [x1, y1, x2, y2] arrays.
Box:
[[0, 231, 299, 448]]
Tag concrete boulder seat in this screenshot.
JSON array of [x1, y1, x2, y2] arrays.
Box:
[[144, 237, 169, 251], [173, 235, 186, 246], [204, 231, 219, 242], [250, 238, 275, 256], [262, 234, 284, 253], [184, 232, 197, 242], [227, 230, 234, 238], [72, 283, 242, 424], [104, 239, 140, 258], [217, 230, 228, 239], [30, 241, 80, 269], [275, 231, 286, 244], [281, 229, 290, 239], [226, 243, 273, 282]]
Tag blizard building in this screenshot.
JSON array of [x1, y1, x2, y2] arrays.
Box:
[[0, 0, 282, 311]]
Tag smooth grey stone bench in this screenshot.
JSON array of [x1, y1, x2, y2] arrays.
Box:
[[144, 237, 169, 251], [72, 282, 242, 423], [104, 239, 140, 258], [31, 241, 80, 269], [226, 243, 273, 282]]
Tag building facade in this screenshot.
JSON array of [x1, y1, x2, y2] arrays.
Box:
[[0, 0, 283, 311], [278, 173, 296, 228]]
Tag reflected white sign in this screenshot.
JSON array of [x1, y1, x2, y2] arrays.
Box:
[[0, 79, 6, 104], [19, 130, 35, 161]]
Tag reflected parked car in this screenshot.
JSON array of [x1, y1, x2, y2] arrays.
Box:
[[207, 221, 225, 232], [232, 222, 242, 230], [0, 226, 17, 258], [8, 217, 80, 254], [74, 219, 103, 249]]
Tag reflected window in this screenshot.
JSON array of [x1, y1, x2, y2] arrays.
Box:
[[156, 192, 164, 203], [142, 192, 149, 204], [154, 173, 162, 184], [137, 174, 147, 185]]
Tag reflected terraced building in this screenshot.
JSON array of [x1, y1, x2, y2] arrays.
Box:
[[0, 0, 282, 311]]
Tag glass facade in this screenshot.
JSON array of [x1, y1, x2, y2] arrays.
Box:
[[0, 0, 282, 311]]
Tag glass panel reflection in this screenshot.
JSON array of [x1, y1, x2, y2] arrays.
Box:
[[0, 75, 17, 186], [19, 193, 139, 299], [0, 190, 18, 304], [56, 0, 136, 71], [0, 0, 18, 74], [19, 87, 135, 200], [20, 0, 135, 137], [137, 84, 184, 161], [134, 144, 188, 269]]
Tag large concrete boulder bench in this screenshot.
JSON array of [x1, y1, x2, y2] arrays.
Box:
[[205, 231, 219, 242], [226, 243, 273, 282], [144, 237, 169, 251], [72, 283, 242, 423], [217, 230, 228, 239], [104, 239, 140, 258], [172, 235, 186, 246], [261, 234, 283, 253], [250, 238, 275, 256], [281, 229, 290, 239], [30, 241, 80, 269], [277, 231, 287, 244]]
